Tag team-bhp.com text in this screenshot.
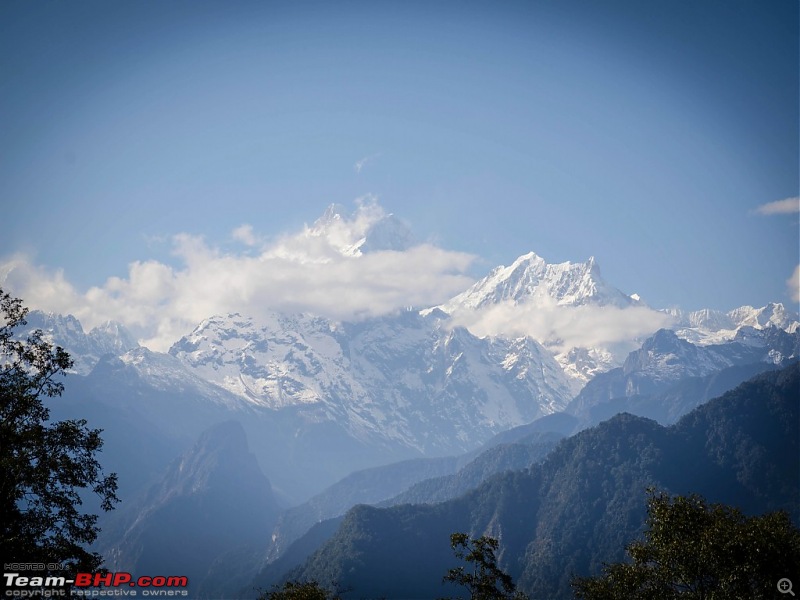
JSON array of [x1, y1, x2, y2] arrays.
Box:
[[4, 572, 189, 597]]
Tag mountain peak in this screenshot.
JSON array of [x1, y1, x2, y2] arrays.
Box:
[[19, 310, 138, 374], [312, 203, 347, 229], [516, 250, 546, 263], [307, 203, 413, 256], [438, 251, 632, 313], [729, 302, 797, 331]]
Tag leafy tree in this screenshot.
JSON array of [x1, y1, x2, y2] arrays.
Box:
[[443, 532, 528, 600], [259, 580, 342, 600], [0, 289, 118, 571], [572, 489, 800, 599]]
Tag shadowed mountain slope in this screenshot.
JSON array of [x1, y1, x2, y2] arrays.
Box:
[[279, 364, 799, 600]]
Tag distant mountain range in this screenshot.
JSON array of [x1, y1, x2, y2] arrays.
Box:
[[567, 325, 798, 419], [27, 228, 798, 478], [17, 210, 799, 598]]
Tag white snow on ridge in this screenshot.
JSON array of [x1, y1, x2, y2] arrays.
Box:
[[431, 251, 798, 388], [438, 252, 635, 313], [432, 252, 666, 386], [168, 310, 576, 454], [169, 312, 357, 410], [17, 311, 139, 375], [668, 302, 799, 346]]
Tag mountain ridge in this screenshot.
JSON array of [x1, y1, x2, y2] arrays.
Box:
[[279, 364, 799, 600], [437, 251, 638, 312]]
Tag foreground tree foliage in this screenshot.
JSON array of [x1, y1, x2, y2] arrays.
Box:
[[443, 532, 528, 600], [0, 289, 118, 571], [572, 489, 800, 600], [259, 580, 342, 600]]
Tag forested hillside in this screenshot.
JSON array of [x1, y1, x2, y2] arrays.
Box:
[[276, 364, 799, 599]]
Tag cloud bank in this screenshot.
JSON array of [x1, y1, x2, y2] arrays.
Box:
[[1, 203, 475, 351], [449, 296, 675, 355]]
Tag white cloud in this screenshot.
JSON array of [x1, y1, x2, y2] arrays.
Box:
[[449, 296, 675, 353], [231, 224, 259, 246], [788, 265, 800, 304], [0, 203, 476, 351], [0, 254, 84, 315], [755, 197, 800, 215]]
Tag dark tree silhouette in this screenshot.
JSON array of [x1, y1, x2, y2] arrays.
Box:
[[0, 288, 118, 572]]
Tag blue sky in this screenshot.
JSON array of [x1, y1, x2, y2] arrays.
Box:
[[1, 0, 797, 347]]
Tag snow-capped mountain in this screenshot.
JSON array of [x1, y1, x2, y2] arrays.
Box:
[[431, 252, 654, 384], [21, 310, 139, 375], [169, 309, 575, 454], [429, 251, 799, 390], [620, 327, 796, 384], [567, 325, 799, 418], [168, 312, 353, 410], [109, 346, 258, 412], [668, 302, 799, 345], [18, 235, 798, 502], [438, 251, 637, 312], [24, 247, 796, 463], [305, 203, 414, 257]]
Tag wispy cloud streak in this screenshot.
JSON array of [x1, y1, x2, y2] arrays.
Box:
[[354, 153, 381, 174], [755, 197, 800, 215]]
